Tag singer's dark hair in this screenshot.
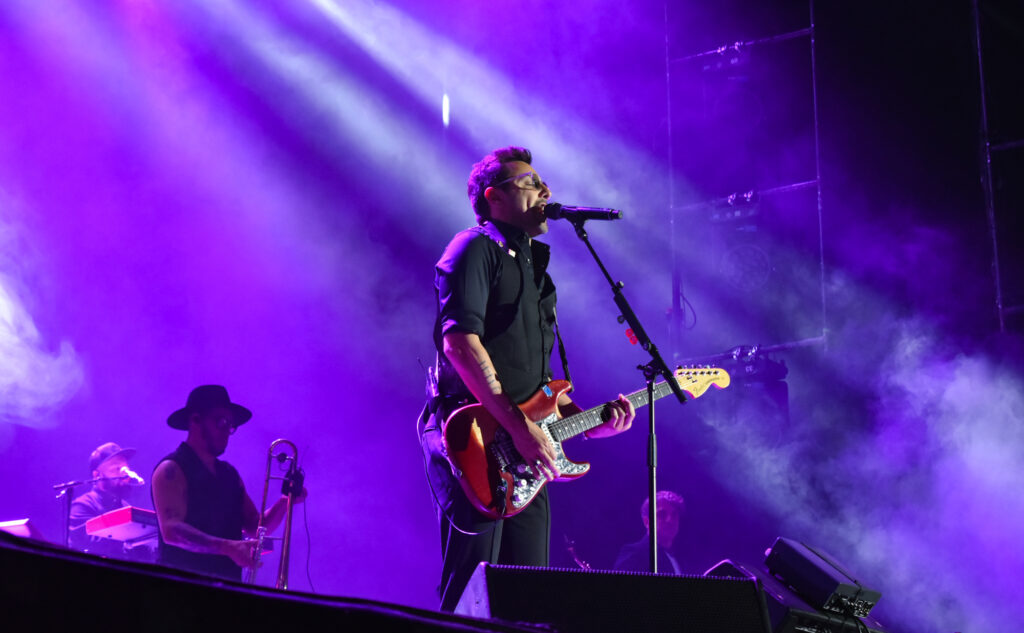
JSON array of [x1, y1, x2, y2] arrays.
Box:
[[467, 146, 532, 225]]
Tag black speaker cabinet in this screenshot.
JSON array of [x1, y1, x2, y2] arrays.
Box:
[[0, 531, 526, 633], [705, 560, 891, 633], [455, 563, 772, 633]]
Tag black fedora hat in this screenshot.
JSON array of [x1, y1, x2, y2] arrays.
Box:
[[167, 385, 252, 430]]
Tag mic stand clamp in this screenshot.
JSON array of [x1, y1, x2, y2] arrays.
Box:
[[566, 216, 687, 574]]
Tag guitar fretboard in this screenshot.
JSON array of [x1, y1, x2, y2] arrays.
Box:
[[549, 378, 682, 442]]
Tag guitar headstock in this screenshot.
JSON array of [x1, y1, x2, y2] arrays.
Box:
[[674, 366, 731, 399]]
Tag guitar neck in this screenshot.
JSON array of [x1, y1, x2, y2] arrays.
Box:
[[549, 380, 677, 442]]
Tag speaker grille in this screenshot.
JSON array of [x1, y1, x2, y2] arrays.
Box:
[[456, 564, 772, 633]]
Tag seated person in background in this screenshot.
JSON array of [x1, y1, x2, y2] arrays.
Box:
[[69, 441, 150, 560], [613, 490, 685, 574]]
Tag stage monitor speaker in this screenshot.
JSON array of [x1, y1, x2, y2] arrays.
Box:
[[705, 560, 891, 633], [455, 563, 772, 633], [765, 537, 880, 617]]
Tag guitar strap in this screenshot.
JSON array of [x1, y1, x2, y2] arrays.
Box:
[[477, 221, 574, 388], [552, 306, 573, 387]]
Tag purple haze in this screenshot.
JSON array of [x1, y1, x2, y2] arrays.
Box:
[[0, 2, 1019, 632]]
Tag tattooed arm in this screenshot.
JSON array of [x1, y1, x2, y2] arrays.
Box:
[[442, 331, 559, 479], [152, 460, 255, 569]]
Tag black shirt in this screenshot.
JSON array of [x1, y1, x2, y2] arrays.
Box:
[[154, 442, 245, 581], [69, 487, 129, 557], [613, 535, 683, 575], [432, 220, 558, 412]]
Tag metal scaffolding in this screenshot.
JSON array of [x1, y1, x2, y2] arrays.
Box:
[[663, 1, 826, 359], [973, 0, 1024, 332]]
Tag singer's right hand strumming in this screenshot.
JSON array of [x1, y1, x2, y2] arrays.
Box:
[[442, 331, 560, 480]]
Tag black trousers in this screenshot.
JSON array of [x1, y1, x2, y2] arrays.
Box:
[[419, 408, 550, 613]]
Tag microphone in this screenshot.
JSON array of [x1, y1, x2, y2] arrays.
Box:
[[545, 202, 623, 221], [119, 466, 146, 485]]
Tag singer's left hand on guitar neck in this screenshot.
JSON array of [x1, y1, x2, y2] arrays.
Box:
[[558, 392, 636, 439]]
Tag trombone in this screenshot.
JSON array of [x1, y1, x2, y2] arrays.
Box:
[[246, 438, 303, 589]]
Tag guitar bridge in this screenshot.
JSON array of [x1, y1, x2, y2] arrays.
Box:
[[489, 430, 512, 472]]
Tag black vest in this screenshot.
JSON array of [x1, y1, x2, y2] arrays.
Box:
[[154, 442, 244, 581]]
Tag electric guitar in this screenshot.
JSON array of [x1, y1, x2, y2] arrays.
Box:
[[443, 367, 731, 520]]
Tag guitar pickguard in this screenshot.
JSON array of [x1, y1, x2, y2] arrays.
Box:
[[488, 414, 590, 513]]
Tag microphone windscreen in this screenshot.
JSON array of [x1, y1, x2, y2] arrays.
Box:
[[544, 202, 564, 219]]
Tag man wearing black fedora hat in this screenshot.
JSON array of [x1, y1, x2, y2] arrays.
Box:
[[151, 385, 303, 581]]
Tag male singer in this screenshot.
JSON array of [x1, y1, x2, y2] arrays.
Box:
[[418, 146, 635, 611]]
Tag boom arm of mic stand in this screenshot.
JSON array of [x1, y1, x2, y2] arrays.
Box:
[[613, 292, 687, 405], [568, 218, 687, 405]]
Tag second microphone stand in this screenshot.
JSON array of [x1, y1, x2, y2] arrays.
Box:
[[52, 473, 141, 548], [566, 216, 688, 574], [53, 475, 106, 548]]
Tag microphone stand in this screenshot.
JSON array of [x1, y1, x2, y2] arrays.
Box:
[[53, 476, 97, 548], [565, 216, 688, 574], [52, 475, 126, 548]]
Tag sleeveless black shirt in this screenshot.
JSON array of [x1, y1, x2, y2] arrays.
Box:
[[154, 442, 245, 581]]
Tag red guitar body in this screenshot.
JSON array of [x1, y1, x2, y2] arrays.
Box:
[[442, 367, 730, 520], [443, 380, 588, 520]]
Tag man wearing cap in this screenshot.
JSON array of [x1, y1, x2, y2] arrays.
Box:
[[151, 385, 304, 581], [69, 442, 145, 558]]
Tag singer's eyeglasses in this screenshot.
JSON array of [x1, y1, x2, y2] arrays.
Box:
[[492, 171, 550, 193], [211, 416, 239, 435]]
